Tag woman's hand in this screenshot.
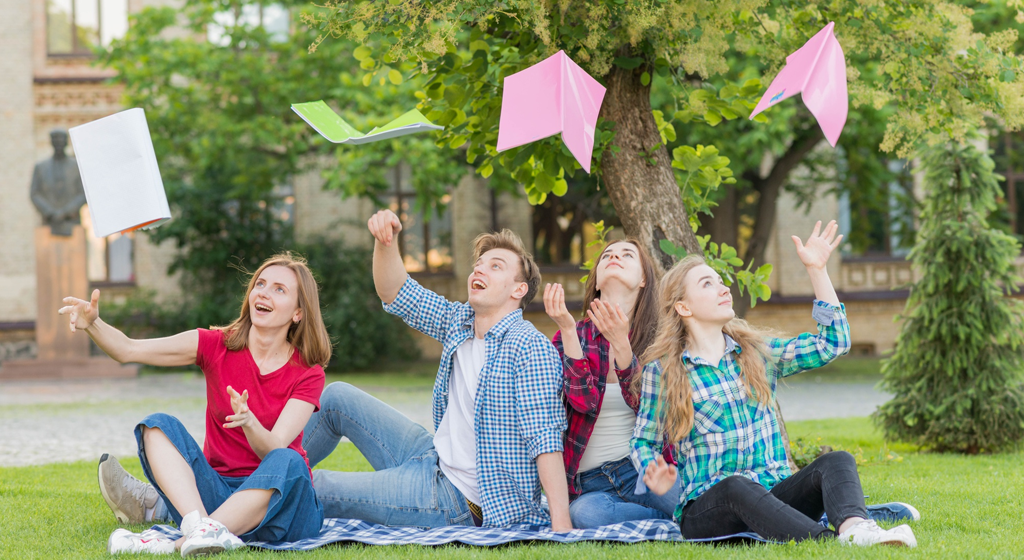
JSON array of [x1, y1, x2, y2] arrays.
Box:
[[643, 455, 678, 496], [543, 283, 576, 331], [792, 220, 843, 270], [58, 289, 101, 333], [223, 386, 253, 429], [588, 299, 633, 367]]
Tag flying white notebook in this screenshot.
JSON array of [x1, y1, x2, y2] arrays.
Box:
[[68, 108, 172, 237], [291, 100, 443, 144]]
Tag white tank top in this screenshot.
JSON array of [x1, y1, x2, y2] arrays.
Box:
[[577, 379, 635, 472]]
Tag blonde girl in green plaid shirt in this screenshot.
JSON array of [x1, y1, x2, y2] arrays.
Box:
[[630, 220, 918, 547]]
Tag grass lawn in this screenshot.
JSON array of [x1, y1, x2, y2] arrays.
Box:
[[2, 416, 1021, 559]]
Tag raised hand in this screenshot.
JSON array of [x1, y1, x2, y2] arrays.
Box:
[[643, 454, 678, 496], [587, 299, 631, 355], [367, 209, 403, 247], [58, 289, 101, 333], [223, 386, 252, 429], [792, 220, 843, 270], [543, 283, 576, 331]]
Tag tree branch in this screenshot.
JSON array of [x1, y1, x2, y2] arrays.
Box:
[[743, 125, 825, 267]]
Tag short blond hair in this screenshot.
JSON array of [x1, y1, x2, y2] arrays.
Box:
[[472, 229, 541, 310]]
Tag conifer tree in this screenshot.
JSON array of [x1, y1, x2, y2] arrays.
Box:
[[876, 135, 1024, 453]]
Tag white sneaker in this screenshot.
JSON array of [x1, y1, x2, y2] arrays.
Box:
[[178, 510, 244, 557], [107, 528, 176, 554], [839, 519, 917, 547]]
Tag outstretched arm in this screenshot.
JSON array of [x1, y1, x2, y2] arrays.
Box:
[[58, 289, 197, 367], [368, 209, 408, 304], [791, 219, 843, 306]]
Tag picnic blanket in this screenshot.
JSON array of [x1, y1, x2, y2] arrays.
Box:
[[148, 518, 774, 549]]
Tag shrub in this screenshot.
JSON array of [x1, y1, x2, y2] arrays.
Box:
[[874, 135, 1024, 453]]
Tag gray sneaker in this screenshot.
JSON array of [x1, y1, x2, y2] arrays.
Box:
[[98, 453, 159, 524]]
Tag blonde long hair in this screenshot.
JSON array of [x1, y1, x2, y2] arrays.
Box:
[[640, 255, 773, 442], [215, 252, 333, 368]]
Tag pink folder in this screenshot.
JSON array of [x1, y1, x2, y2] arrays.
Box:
[[496, 51, 607, 173], [749, 21, 848, 147]]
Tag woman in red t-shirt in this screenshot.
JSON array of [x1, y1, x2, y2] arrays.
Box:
[[60, 253, 330, 555]]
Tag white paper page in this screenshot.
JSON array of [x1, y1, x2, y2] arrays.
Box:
[[69, 108, 171, 237], [342, 123, 445, 145]]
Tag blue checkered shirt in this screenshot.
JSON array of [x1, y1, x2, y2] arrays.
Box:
[[630, 300, 851, 519], [383, 276, 566, 527]]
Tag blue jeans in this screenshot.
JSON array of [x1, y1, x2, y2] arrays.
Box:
[[135, 413, 323, 543], [302, 382, 473, 528], [569, 457, 680, 528]]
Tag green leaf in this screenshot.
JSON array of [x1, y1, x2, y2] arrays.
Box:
[[552, 177, 568, 197], [353, 46, 372, 61], [641, 71, 651, 87], [388, 69, 403, 85]]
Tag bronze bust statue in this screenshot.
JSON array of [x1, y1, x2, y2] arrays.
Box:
[[31, 129, 87, 237]]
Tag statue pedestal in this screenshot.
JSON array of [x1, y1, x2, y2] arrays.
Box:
[[0, 227, 138, 381]]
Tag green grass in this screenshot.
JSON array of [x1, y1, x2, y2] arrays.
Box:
[[2, 417, 1021, 559]]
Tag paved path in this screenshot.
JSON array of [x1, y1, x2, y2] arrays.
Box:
[[0, 373, 889, 467]]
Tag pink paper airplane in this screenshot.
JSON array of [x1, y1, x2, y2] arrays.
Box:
[[496, 50, 606, 173], [749, 21, 848, 147]]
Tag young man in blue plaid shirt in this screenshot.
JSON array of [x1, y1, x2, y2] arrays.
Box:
[[299, 209, 572, 530]]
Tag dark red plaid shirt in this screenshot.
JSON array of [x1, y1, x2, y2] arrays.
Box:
[[553, 319, 672, 497]]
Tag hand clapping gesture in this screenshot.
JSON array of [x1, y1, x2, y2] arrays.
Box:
[[58, 289, 101, 333], [791, 220, 843, 270], [643, 455, 677, 496], [223, 386, 254, 429], [367, 209, 403, 247]]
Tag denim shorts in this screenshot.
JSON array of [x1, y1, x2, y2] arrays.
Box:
[[135, 412, 323, 543]]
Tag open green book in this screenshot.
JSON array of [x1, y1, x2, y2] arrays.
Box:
[[291, 100, 443, 144]]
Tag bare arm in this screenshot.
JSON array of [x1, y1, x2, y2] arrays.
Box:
[[536, 452, 573, 532], [223, 391, 315, 460], [368, 209, 408, 304], [791, 220, 843, 306], [59, 289, 197, 367], [543, 283, 583, 359]]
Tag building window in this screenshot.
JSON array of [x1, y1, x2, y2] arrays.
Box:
[[991, 130, 1024, 240], [47, 0, 128, 56], [208, 3, 290, 46], [82, 206, 135, 284], [388, 163, 452, 273], [838, 160, 915, 257]]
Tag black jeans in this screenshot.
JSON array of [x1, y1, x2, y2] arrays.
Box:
[[679, 451, 869, 542]]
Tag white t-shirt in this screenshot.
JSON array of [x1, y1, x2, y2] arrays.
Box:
[[577, 380, 635, 472], [435, 336, 486, 504]]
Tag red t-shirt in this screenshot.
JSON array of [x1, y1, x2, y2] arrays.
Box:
[[196, 328, 325, 478]]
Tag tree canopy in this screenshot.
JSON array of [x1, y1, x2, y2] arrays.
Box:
[[307, 0, 1024, 287]]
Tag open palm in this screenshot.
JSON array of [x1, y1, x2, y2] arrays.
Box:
[[792, 220, 843, 270]]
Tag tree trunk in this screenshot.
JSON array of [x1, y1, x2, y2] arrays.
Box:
[[599, 49, 700, 275]]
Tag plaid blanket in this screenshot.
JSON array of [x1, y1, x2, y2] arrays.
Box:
[[148, 518, 772, 549]]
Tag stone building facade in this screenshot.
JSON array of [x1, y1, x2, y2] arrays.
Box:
[[0, 0, 929, 366]]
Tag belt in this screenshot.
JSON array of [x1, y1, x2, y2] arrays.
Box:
[[466, 499, 483, 527]]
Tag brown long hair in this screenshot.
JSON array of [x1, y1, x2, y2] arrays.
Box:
[[640, 255, 772, 442], [582, 238, 659, 396], [215, 252, 333, 368]]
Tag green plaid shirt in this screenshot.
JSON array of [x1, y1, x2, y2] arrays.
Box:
[[629, 300, 851, 520]]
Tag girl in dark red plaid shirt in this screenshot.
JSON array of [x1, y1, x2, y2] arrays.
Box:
[[544, 239, 680, 528]]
